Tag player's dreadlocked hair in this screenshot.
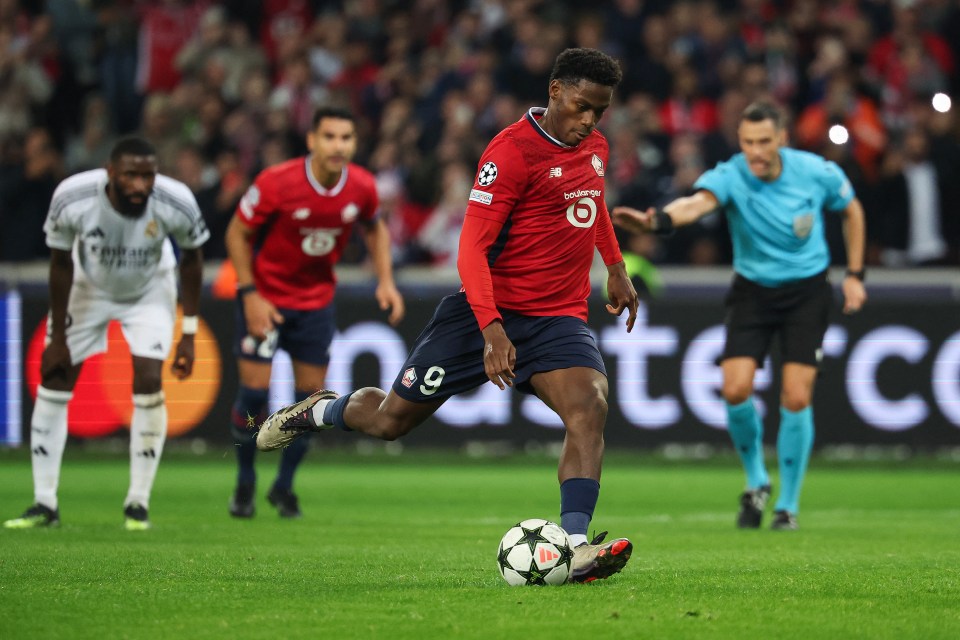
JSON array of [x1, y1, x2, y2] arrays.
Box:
[[741, 101, 785, 129], [549, 48, 622, 88], [110, 137, 156, 162]]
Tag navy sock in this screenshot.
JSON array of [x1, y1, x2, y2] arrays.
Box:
[[275, 390, 313, 491], [559, 478, 600, 538], [232, 386, 269, 486], [322, 392, 354, 431]]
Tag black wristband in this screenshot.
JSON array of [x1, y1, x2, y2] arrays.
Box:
[[237, 283, 257, 297], [845, 269, 865, 282], [652, 209, 674, 236]]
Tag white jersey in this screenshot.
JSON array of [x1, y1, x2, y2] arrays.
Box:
[[44, 169, 209, 301]]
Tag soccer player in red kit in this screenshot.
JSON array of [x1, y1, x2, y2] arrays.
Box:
[[225, 106, 404, 519], [255, 49, 638, 582]]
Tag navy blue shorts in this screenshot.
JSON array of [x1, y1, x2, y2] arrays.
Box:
[[233, 300, 336, 366], [392, 292, 606, 402], [722, 271, 832, 367]]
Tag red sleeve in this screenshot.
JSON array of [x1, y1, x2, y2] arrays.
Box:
[[457, 133, 527, 329], [594, 198, 623, 266], [358, 167, 380, 222], [235, 170, 279, 229], [457, 215, 504, 329]]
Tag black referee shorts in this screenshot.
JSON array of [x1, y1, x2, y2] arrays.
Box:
[[721, 270, 832, 367]]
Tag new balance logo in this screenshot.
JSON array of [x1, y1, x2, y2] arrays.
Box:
[[538, 547, 559, 563], [85, 227, 105, 239], [549, 167, 562, 178], [136, 448, 157, 459]]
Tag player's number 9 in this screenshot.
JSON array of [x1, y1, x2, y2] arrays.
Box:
[[419, 366, 445, 396]]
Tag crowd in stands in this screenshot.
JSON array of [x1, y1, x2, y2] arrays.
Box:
[[1, 0, 959, 271]]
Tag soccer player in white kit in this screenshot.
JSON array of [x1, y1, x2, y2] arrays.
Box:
[[4, 137, 209, 531]]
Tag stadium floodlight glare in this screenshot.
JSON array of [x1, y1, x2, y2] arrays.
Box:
[[828, 124, 849, 145], [932, 92, 951, 113]]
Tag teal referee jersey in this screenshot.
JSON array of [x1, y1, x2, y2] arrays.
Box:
[[695, 147, 854, 287]]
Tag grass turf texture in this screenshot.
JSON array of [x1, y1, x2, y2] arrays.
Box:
[[1, 447, 958, 639]]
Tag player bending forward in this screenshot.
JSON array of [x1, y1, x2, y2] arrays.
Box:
[[253, 48, 639, 583], [5, 137, 208, 531]]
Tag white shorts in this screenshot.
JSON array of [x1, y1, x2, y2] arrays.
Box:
[[50, 271, 178, 364]]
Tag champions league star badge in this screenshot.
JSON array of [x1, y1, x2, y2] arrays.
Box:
[[477, 162, 498, 186]]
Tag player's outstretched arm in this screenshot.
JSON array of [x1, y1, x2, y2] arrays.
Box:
[[360, 219, 405, 326], [612, 191, 720, 235], [172, 247, 203, 380]]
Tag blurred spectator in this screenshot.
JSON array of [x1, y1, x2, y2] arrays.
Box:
[[658, 64, 719, 137], [874, 125, 957, 266], [620, 13, 673, 101], [0, 24, 53, 144], [796, 73, 886, 181], [0, 128, 61, 261], [135, 92, 181, 172], [174, 5, 230, 83], [269, 54, 329, 136], [257, 0, 313, 65], [63, 93, 115, 174], [136, 1, 209, 94], [95, 0, 141, 133], [866, 0, 954, 130]]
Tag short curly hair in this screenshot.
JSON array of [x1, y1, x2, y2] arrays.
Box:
[[549, 48, 622, 89]]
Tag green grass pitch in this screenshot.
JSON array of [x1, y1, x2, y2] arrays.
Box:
[[1, 445, 958, 639]]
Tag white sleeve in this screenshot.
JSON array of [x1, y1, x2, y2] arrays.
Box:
[[43, 185, 79, 251], [156, 177, 210, 250]]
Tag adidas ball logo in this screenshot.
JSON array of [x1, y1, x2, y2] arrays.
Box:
[[539, 547, 559, 563]]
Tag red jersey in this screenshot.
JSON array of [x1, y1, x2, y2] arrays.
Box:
[[458, 108, 623, 329], [236, 157, 378, 310]]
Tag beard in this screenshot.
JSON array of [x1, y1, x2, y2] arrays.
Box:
[[112, 187, 151, 217]]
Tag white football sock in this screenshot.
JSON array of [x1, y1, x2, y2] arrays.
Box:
[[310, 398, 334, 428], [569, 534, 588, 547], [125, 392, 167, 509], [30, 386, 73, 510]]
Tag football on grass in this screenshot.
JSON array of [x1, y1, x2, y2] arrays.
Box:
[[496, 519, 573, 586]]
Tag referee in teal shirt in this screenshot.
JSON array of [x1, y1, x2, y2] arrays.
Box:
[[614, 101, 867, 531]]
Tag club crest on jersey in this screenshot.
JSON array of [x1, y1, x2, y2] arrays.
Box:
[[293, 207, 310, 220], [401, 367, 417, 388], [341, 203, 360, 223], [793, 213, 814, 239], [144, 220, 159, 238], [591, 154, 604, 177], [477, 162, 498, 187]]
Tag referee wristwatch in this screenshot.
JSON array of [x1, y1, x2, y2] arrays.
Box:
[[845, 268, 865, 282]]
